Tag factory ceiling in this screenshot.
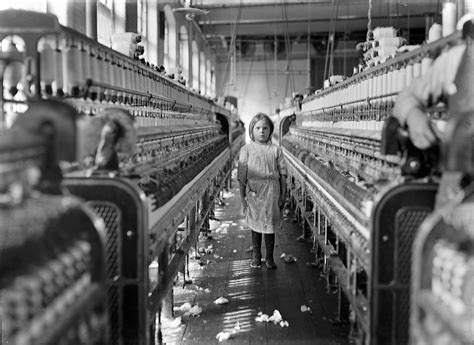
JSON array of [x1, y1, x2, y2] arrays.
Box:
[[172, 0, 442, 58]]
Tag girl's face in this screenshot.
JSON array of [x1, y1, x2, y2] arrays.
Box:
[[253, 119, 271, 143]]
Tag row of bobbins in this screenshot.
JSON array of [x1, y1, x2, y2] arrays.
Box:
[[1, 35, 190, 107], [304, 54, 434, 113]]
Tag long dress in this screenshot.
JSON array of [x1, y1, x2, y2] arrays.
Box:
[[237, 141, 287, 234]]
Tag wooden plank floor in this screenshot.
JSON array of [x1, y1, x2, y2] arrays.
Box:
[[162, 172, 351, 345]]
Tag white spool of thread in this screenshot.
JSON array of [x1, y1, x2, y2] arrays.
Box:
[[421, 57, 433, 75], [363, 78, 369, 100], [88, 46, 100, 99], [428, 23, 442, 42], [107, 55, 117, 100], [381, 72, 387, 99], [81, 44, 91, 82], [442, 1, 457, 37], [101, 53, 112, 101], [405, 64, 414, 86], [392, 68, 399, 94], [62, 39, 83, 96], [39, 39, 55, 95], [129, 63, 136, 92], [413, 61, 421, 78], [368, 76, 373, 98], [53, 40, 64, 96], [397, 66, 406, 92]]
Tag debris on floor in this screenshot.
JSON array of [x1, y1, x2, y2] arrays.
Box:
[[283, 254, 297, 263], [300, 305, 311, 313], [255, 309, 289, 327], [255, 312, 269, 322], [215, 331, 231, 342], [176, 302, 203, 317], [215, 321, 240, 342], [187, 305, 203, 317], [161, 316, 182, 328], [244, 245, 253, 252], [213, 297, 229, 305], [198, 245, 214, 254], [176, 302, 192, 312], [269, 309, 283, 324]]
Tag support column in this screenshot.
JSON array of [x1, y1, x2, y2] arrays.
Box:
[[337, 286, 350, 321], [85, 0, 97, 40], [125, 0, 137, 33], [161, 289, 174, 320]]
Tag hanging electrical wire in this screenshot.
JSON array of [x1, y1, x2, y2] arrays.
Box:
[[367, 0, 373, 43], [263, 55, 273, 112], [323, 0, 339, 83], [218, 0, 243, 96], [306, 1, 311, 88], [240, 49, 255, 111], [281, 0, 295, 97]]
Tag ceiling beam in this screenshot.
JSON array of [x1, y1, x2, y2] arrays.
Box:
[[200, 15, 428, 37]]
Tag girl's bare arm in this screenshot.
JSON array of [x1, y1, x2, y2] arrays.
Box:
[[279, 174, 287, 208]]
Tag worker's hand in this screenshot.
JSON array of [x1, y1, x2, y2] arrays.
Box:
[[110, 32, 144, 58], [405, 109, 439, 150]]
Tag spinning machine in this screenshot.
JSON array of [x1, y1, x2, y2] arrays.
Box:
[[276, 26, 473, 344], [0, 9, 244, 345]]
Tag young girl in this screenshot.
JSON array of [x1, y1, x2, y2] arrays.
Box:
[[238, 113, 287, 269]]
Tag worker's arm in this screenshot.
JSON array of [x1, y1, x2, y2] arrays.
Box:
[[238, 179, 247, 211], [279, 174, 287, 210], [392, 44, 466, 149]]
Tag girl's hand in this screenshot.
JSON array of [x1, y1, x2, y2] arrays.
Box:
[[242, 199, 248, 212]]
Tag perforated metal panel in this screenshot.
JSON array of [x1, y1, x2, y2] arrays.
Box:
[[88, 201, 123, 345], [89, 202, 122, 279], [394, 208, 431, 340], [371, 183, 437, 345], [64, 177, 148, 345], [396, 209, 430, 285]]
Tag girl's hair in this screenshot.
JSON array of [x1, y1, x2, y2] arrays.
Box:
[[249, 112, 274, 142]]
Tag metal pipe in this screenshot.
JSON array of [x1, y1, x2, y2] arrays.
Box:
[[194, 1, 362, 10], [198, 13, 429, 26]]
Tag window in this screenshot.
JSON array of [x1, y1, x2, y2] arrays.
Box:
[[163, 5, 177, 72], [137, 0, 147, 60], [97, 0, 113, 46]]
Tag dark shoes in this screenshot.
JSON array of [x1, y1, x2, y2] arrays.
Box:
[[250, 231, 262, 268], [265, 259, 277, 270], [264, 233, 277, 269], [250, 259, 262, 268], [250, 231, 277, 269]]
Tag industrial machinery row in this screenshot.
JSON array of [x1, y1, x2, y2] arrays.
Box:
[[274, 23, 474, 345], [0, 10, 244, 345]]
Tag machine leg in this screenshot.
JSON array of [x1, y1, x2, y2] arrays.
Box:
[[161, 288, 174, 320], [156, 306, 163, 345], [337, 286, 350, 322]]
